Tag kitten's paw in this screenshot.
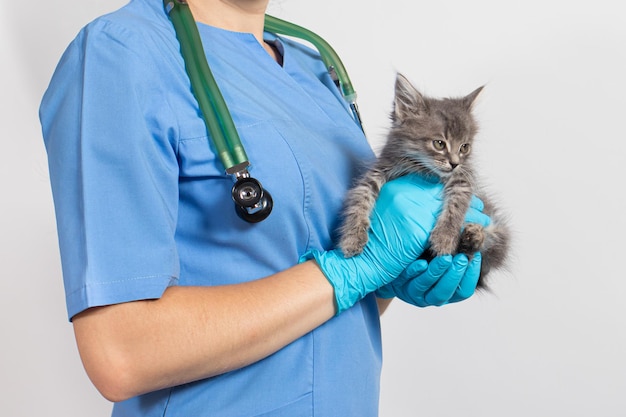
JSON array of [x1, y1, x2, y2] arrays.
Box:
[[429, 225, 460, 256], [458, 223, 485, 255], [339, 227, 369, 257]]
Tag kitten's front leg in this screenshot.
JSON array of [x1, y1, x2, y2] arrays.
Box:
[[429, 218, 463, 255], [429, 173, 473, 256], [339, 170, 387, 257]]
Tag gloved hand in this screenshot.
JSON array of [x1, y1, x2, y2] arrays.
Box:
[[375, 253, 482, 306], [464, 195, 492, 227], [301, 174, 446, 314], [375, 194, 491, 306]]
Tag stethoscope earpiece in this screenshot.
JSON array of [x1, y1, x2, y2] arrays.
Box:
[[232, 177, 273, 223]]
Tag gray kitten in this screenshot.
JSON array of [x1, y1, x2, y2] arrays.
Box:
[[339, 73, 510, 289]]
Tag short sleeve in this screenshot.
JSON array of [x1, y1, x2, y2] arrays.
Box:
[[40, 20, 181, 320]]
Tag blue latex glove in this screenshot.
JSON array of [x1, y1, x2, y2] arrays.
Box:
[[464, 195, 492, 227], [376, 195, 491, 305], [301, 174, 445, 314], [375, 253, 482, 306]]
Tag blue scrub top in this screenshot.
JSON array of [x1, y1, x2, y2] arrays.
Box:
[[40, 0, 381, 415]]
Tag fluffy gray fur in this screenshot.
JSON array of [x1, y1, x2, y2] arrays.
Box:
[[338, 73, 510, 289]]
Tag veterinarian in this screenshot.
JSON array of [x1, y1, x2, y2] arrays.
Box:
[[39, 0, 490, 415]]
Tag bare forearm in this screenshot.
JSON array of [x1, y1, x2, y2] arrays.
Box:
[[73, 260, 335, 402], [376, 297, 393, 314]]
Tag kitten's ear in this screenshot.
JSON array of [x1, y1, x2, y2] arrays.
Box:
[[463, 86, 484, 110], [393, 73, 428, 122]]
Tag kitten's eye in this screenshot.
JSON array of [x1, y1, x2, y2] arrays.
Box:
[[459, 143, 471, 154], [433, 140, 446, 151]]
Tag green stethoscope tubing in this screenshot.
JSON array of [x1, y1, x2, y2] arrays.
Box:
[[165, 0, 248, 175], [164, 0, 362, 176], [263, 15, 359, 113]]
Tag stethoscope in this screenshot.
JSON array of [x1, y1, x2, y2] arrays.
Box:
[[164, 0, 363, 223]]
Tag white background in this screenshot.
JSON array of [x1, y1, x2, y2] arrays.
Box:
[[2, 0, 625, 415]]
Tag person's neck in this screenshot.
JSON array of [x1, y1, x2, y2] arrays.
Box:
[[186, 0, 279, 63], [186, 0, 268, 44]]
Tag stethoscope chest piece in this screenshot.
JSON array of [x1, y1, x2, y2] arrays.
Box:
[[232, 177, 273, 223]]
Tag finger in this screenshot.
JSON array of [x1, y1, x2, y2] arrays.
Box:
[[452, 253, 481, 302], [424, 254, 469, 306], [427, 255, 453, 276], [464, 207, 491, 227], [400, 255, 451, 296], [382, 259, 428, 297], [401, 259, 429, 278], [469, 195, 484, 211], [376, 259, 429, 300], [395, 255, 458, 307]]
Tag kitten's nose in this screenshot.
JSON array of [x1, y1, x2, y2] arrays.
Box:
[[450, 162, 459, 170]]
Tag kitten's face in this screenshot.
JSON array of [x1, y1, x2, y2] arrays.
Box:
[[389, 74, 483, 179], [429, 135, 472, 174]]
